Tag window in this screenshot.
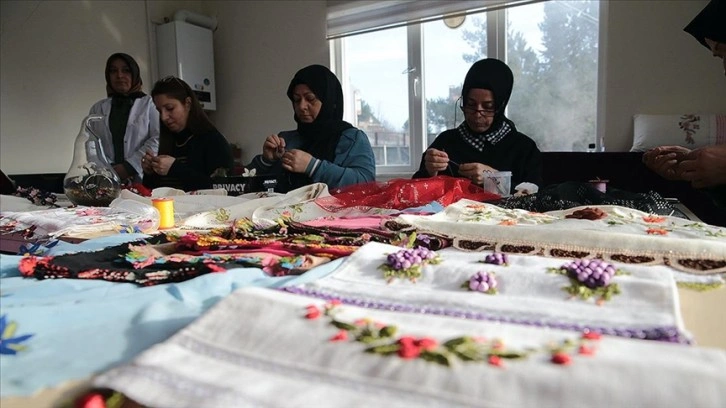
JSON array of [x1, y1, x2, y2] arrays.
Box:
[[329, 0, 601, 175]]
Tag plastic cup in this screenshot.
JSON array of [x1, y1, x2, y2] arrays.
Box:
[[482, 171, 512, 197]]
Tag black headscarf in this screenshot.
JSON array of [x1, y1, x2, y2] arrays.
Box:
[[104, 53, 145, 167], [105, 53, 145, 98], [684, 0, 726, 50], [460, 58, 516, 137], [286, 65, 353, 162]]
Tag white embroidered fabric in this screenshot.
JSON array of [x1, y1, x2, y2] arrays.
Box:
[[94, 287, 726, 408], [293, 242, 686, 337], [395, 200, 726, 266]]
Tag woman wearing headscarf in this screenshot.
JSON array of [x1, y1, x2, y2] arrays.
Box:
[[247, 64, 375, 193], [412, 58, 542, 192], [643, 0, 726, 206], [88, 53, 160, 182]]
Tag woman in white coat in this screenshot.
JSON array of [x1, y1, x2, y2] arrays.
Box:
[[89, 53, 159, 182]]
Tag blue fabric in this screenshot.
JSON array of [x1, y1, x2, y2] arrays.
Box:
[[0, 234, 343, 397]]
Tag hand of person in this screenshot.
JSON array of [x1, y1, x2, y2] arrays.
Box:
[[678, 145, 726, 189], [141, 151, 155, 174], [281, 149, 312, 174], [458, 162, 498, 185], [150, 155, 176, 176], [642, 145, 691, 180], [423, 148, 451, 176], [262, 134, 286, 162], [113, 164, 130, 181]]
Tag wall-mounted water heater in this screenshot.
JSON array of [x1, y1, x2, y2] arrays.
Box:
[[156, 10, 218, 111]]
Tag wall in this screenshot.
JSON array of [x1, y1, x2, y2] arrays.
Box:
[[603, 0, 726, 151], [203, 0, 328, 164], [0, 0, 202, 174], [0, 0, 724, 175]]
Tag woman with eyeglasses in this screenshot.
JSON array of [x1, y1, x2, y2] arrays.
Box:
[[412, 58, 542, 192], [88, 53, 160, 183], [141, 76, 233, 191], [246, 64, 375, 193]]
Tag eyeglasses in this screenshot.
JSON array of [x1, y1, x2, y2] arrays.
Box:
[[460, 104, 497, 117]]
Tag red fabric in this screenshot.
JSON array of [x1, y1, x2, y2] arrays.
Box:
[[316, 175, 500, 211]]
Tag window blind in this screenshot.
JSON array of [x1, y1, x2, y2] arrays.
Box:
[[326, 0, 541, 39]]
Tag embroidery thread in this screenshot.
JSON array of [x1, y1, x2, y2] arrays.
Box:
[[379, 246, 442, 283], [305, 302, 602, 368], [548, 259, 629, 305]]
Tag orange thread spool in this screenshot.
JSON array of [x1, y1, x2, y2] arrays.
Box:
[[152, 198, 175, 229]]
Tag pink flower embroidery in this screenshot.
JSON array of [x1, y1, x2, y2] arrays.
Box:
[[415, 337, 438, 351], [488, 355, 504, 367], [578, 345, 597, 356], [642, 215, 666, 223], [397, 336, 422, 359], [260, 256, 280, 275], [582, 331, 602, 341], [305, 305, 321, 320], [498, 219, 517, 226], [329, 330, 348, 342], [646, 228, 668, 235], [551, 352, 572, 365]]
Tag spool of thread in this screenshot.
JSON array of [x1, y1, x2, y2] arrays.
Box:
[[152, 198, 175, 229]]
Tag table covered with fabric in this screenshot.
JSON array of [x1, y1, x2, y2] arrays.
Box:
[[1, 179, 725, 407]]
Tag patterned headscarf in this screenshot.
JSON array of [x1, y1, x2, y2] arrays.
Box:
[[105, 53, 144, 97]]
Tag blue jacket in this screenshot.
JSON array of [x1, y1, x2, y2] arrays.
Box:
[[248, 127, 375, 192]]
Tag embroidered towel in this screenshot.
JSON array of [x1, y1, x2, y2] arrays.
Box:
[[287, 242, 687, 342], [94, 287, 726, 408], [395, 200, 726, 274]]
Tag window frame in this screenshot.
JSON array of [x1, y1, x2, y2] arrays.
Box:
[[329, 1, 604, 177]]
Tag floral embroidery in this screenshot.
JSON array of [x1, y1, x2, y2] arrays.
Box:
[[262, 255, 307, 276], [0, 315, 34, 355], [18, 239, 58, 256], [379, 246, 442, 283], [565, 207, 606, 220], [681, 222, 726, 238], [498, 219, 517, 226], [642, 215, 666, 224], [305, 302, 602, 367], [646, 227, 669, 235], [462, 271, 498, 294], [213, 208, 231, 222], [480, 252, 509, 266], [115, 224, 143, 234], [678, 114, 700, 144], [63, 390, 127, 408], [75, 208, 103, 217], [548, 259, 629, 305], [13, 186, 59, 207]]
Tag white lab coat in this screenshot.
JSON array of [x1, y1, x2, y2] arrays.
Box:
[[89, 95, 160, 180]]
